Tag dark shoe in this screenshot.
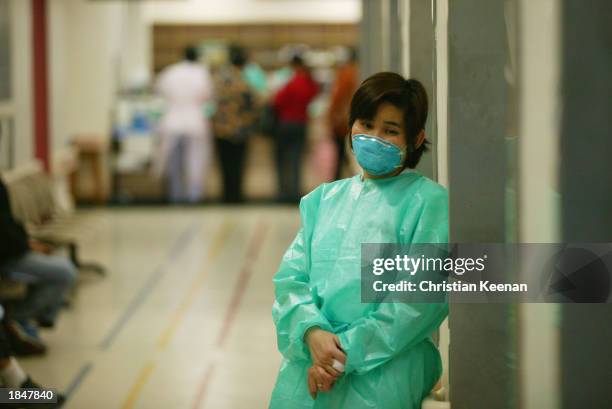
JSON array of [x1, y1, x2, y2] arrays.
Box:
[[19, 377, 66, 408], [3, 320, 47, 356], [35, 317, 55, 329], [0, 377, 65, 408]]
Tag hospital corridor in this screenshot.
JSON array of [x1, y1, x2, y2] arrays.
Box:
[[0, 0, 611, 409], [22, 207, 294, 409]]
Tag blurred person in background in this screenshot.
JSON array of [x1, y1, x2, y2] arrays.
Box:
[[327, 47, 359, 180], [273, 55, 319, 203], [0, 178, 76, 355], [155, 46, 214, 203], [242, 49, 269, 98], [212, 45, 258, 203]]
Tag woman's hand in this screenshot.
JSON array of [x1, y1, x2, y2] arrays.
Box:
[[29, 239, 52, 255], [305, 327, 346, 377], [307, 364, 337, 399]]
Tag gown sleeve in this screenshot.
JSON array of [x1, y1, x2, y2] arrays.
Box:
[[338, 186, 449, 375], [272, 186, 334, 361]]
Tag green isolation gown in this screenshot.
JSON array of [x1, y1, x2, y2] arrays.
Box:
[[269, 171, 449, 409]]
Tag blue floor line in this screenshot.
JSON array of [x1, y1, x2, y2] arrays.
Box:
[[98, 222, 200, 350], [64, 362, 93, 400]]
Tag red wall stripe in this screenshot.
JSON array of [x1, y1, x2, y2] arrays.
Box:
[[32, 0, 49, 171]]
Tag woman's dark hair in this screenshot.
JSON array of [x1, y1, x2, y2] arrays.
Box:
[[348, 47, 358, 63], [184, 46, 199, 62], [229, 44, 247, 68], [290, 55, 305, 68], [349, 72, 429, 169]]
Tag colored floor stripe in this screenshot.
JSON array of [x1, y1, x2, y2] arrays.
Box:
[[99, 222, 200, 350], [157, 219, 235, 350], [156, 269, 210, 350], [63, 219, 199, 405], [193, 220, 269, 409], [191, 363, 216, 409], [216, 220, 269, 347], [119, 218, 234, 408], [120, 361, 157, 409], [63, 362, 93, 400]]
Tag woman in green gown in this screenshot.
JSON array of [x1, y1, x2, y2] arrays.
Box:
[[270, 72, 448, 409]]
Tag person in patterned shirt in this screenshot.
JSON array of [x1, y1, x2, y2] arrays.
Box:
[[212, 45, 258, 204]]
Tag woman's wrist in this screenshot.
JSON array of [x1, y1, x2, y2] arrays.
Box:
[[303, 326, 321, 344]]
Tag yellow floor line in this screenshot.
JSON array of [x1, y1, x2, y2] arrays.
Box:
[[120, 361, 156, 409], [157, 218, 235, 350], [157, 270, 210, 350], [120, 218, 236, 409]]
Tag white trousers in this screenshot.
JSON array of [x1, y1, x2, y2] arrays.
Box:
[[166, 135, 210, 203]]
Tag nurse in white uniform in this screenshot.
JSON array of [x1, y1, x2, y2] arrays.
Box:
[[155, 46, 214, 203]]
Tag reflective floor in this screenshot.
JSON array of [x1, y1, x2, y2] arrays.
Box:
[[20, 206, 299, 409]]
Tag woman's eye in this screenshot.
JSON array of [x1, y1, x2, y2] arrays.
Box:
[[361, 121, 373, 129], [386, 129, 399, 135]]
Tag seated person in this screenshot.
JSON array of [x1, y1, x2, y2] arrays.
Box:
[[0, 305, 66, 408], [0, 177, 76, 350]]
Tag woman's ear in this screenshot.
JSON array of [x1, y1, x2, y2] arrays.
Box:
[[415, 130, 426, 149]]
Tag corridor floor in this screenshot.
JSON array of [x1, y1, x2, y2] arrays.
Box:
[[20, 206, 299, 409]]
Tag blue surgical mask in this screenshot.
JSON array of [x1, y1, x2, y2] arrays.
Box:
[[352, 134, 405, 176]]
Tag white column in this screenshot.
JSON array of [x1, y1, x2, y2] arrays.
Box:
[[517, 1, 561, 409]]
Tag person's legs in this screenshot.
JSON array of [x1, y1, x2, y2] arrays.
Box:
[[0, 309, 17, 369], [0, 307, 65, 405], [215, 138, 233, 203], [236, 142, 248, 202], [0, 349, 66, 407], [166, 136, 186, 203], [0, 356, 66, 407], [185, 136, 208, 203], [275, 124, 291, 201], [2, 251, 76, 325], [0, 353, 26, 388], [0, 301, 46, 355], [286, 124, 306, 201], [225, 140, 247, 203]]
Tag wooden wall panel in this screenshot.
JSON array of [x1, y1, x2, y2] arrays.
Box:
[[152, 23, 358, 72]]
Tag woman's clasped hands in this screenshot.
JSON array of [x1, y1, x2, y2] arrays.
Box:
[[304, 327, 347, 399]]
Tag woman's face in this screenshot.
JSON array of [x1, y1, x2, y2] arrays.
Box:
[[350, 102, 407, 151], [351, 102, 408, 178]]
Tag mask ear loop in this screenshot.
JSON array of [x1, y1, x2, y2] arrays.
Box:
[[403, 129, 425, 170], [348, 132, 354, 153], [401, 135, 418, 171]]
